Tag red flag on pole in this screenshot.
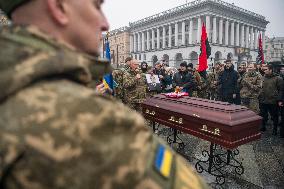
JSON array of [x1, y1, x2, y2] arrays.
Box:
[[257, 34, 265, 64], [198, 23, 211, 72]]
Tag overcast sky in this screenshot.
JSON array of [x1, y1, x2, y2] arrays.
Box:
[[103, 0, 284, 37]]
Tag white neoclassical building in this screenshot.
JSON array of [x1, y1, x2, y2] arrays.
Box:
[[129, 0, 269, 68]]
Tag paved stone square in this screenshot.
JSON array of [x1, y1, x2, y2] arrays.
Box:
[[153, 122, 284, 189]]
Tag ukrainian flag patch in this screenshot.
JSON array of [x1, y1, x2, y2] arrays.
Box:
[[155, 144, 173, 178]]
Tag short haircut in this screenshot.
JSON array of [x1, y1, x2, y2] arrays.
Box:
[[224, 59, 231, 63], [187, 63, 193, 68], [267, 64, 273, 71], [125, 57, 133, 63], [180, 61, 187, 67]]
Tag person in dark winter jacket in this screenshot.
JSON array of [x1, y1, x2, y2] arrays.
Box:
[[259, 64, 283, 135], [173, 62, 195, 95], [218, 60, 239, 104], [141, 61, 149, 73]]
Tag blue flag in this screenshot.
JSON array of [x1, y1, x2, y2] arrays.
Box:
[[103, 37, 115, 92]]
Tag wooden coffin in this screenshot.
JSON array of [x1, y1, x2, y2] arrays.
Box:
[[141, 94, 262, 149]]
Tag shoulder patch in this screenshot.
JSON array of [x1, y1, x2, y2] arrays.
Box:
[[154, 144, 173, 179]]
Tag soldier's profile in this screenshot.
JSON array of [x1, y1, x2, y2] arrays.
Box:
[[0, 0, 209, 188]]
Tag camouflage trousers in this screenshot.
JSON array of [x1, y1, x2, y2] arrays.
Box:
[[241, 98, 260, 114]]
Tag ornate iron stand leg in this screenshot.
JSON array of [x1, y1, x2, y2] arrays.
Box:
[[166, 128, 185, 151], [195, 143, 244, 188]]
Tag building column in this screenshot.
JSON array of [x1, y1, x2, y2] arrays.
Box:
[[138, 32, 142, 52], [142, 31, 145, 52], [152, 29, 155, 50], [245, 25, 249, 48], [219, 18, 223, 45], [262, 31, 266, 51], [230, 21, 235, 46], [236, 23, 240, 46], [225, 19, 229, 46], [157, 27, 160, 49], [212, 16, 217, 44], [146, 30, 150, 51], [188, 18, 193, 44], [250, 27, 254, 50], [206, 15, 211, 42], [241, 24, 245, 47], [133, 33, 137, 52], [175, 22, 178, 47], [182, 21, 185, 45], [130, 35, 133, 53], [254, 28, 258, 50], [162, 26, 166, 49], [168, 24, 172, 48], [197, 17, 201, 43]]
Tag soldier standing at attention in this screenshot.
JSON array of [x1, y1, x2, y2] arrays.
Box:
[[0, 1, 210, 189], [240, 63, 262, 113], [259, 64, 283, 135]]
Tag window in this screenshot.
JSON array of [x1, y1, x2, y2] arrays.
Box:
[[281, 44, 284, 49]]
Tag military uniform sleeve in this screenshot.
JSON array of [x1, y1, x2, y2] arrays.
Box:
[[123, 71, 137, 89]]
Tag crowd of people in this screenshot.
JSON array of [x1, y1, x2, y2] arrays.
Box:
[[113, 57, 284, 138]]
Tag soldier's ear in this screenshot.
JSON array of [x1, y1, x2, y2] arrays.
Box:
[[47, 0, 69, 25]]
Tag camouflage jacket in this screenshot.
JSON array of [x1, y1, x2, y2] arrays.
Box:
[[0, 25, 209, 189], [119, 65, 147, 107], [240, 71, 262, 99]]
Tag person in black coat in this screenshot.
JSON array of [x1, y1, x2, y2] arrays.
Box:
[[218, 60, 239, 104], [173, 62, 195, 95]]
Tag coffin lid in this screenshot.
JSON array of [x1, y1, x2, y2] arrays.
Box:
[[142, 95, 261, 126]]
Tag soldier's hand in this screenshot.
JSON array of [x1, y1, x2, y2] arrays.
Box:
[[233, 94, 237, 99], [136, 74, 141, 79], [159, 75, 164, 79], [279, 102, 283, 107]]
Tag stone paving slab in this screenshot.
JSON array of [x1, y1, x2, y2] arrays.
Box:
[[154, 124, 284, 189]]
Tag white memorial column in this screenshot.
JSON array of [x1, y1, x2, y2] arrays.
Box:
[[250, 27, 254, 50], [225, 19, 229, 46], [168, 24, 172, 48], [162, 26, 166, 49], [245, 25, 249, 48], [152, 29, 155, 50], [212, 16, 217, 44], [206, 15, 211, 42], [188, 18, 193, 44], [230, 21, 235, 46], [262, 30, 266, 51], [175, 22, 178, 46], [157, 27, 160, 49], [254, 28, 258, 49], [219, 18, 223, 45], [241, 24, 245, 47], [182, 21, 185, 45], [146, 30, 150, 51], [236, 22, 240, 46], [133, 33, 137, 52], [197, 17, 201, 43], [142, 31, 145, 52]]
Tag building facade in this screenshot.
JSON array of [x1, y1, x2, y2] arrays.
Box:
[[129, 0, 269, 68], [107, 27, 131, 66], [265, 37, 284, 63]]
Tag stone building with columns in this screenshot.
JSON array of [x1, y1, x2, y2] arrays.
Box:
[[106, 26, 131, 66], [129, 0, 269, 69]]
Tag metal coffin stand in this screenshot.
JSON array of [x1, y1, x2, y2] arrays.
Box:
[[142, 95, 262, 188]]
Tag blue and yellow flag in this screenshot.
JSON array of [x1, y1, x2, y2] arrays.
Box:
[[103, 35, 115, 92], [155, 145, 173, 178]]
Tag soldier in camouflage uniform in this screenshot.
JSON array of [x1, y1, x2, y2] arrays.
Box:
[[122, 59, 147, 112], [0, 1, 210, 189], [240, 63, 262, 113], [208, 63, 222, 100]]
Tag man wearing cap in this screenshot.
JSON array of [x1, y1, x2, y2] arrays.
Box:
[[0, 0, 209, 188]]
